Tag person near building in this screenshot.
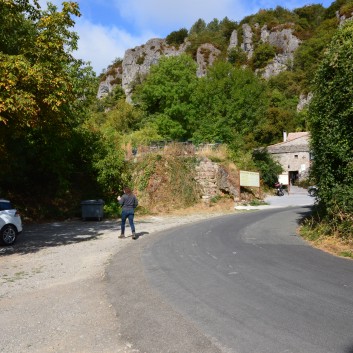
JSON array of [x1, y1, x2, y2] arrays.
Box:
[[117, 187, 138, 239]]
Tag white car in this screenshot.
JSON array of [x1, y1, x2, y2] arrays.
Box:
[[0, 199, 23, 246]]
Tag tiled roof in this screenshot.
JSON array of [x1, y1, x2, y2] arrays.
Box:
[[267, 132, 310, 153], [287, 132, 309, 141]]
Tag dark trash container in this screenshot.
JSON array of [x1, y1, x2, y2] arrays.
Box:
[[81, 199, 104, 221]]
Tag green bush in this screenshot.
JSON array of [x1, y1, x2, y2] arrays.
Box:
[[252, 148, 283, 187], [104, 201, 121, 218], [308, 20, 353, 239], [228, 47, 248, 66], [251, 43, 276, 69], [166, 28, 188, 46]]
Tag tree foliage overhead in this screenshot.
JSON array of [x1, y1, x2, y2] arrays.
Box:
[[0, 1, 101, 219], [308, 19, 353, 232], [0, 1, 93, 128]]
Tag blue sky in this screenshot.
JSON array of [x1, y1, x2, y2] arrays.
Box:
[[39, 0, 333, 75]]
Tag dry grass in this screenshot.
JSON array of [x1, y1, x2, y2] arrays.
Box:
[[312, 237, 353, 259], [126, 143, 230, 160], [196, 144, 229, 162], [300, 226, 353, 260], [133, 152, 201, 214]]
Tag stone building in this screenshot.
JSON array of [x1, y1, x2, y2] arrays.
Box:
[[267, 132, 311, 184]]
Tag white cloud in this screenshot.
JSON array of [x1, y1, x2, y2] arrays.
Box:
[[74, 19, 156, 74], [34, 1, 155, 74], [114, 0, 248, 32]]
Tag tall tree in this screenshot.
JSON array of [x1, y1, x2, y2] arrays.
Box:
[[132, 54, 198, 140], [189, 18, 206, 35], [309, 20, 353, 222], [0, 1, 97, 207], [192, 62, 268, 147]]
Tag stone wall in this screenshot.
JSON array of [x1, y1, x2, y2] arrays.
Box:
[[195, 158, 239, 202], [271, 151, 311, 180]]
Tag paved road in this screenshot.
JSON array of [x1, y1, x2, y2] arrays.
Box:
[[107, 206, 353, 353], [236, 185, 316, 210]]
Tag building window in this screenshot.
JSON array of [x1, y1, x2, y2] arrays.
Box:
[[294, 155, 298, 159]]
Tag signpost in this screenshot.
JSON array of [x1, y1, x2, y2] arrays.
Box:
[[239, 170, 260, 198]]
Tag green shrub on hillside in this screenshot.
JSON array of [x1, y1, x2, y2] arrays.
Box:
[[240, 6, 298, 28], [228, 47, 248, 66], [251, 43, 276, 69], [166, 28, 188, 46]]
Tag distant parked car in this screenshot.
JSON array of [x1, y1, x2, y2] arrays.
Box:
[[308, 186, 318, 197], [0, 199, 23, 245]]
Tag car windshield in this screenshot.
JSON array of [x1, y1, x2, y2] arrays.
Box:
[[0, 201, 13, 210]]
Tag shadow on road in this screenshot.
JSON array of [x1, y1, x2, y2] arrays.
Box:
[[345, 344, 353, 353], [295, 205, 314, 225], [0, 219, 119, 256]]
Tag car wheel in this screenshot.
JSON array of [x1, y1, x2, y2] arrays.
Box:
[[1, 224, 17, 246]]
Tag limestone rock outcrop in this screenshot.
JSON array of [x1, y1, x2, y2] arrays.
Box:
[[337, 10, 353, 26], [228, 23, 300, 78], [227, 30, 238, 51], [98, 22, 303, 100], [97, 64, 122, 98], [260, 25, 301, 79], [297, 92, 313, 112], [122, 38, 189, 102], [241, 24, 254, 58], [196, 43, 221, 77]]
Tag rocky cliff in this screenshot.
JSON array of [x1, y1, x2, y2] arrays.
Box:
[[97, 23, 302, 100], [121, 38, 189, 102], [227, 23, 301, 79]]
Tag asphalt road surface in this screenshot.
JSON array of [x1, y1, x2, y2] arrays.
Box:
[[107, 207, 353, 353]]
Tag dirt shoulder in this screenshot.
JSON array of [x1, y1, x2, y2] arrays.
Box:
[[0, 210, 236, 353]]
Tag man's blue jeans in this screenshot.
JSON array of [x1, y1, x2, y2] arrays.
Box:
[[121, 209, 135, 234]]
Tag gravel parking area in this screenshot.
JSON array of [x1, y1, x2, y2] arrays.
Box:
[[0, 212, 231, 353]]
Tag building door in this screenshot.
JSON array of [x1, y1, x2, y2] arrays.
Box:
[[289, 171, 299, 185]]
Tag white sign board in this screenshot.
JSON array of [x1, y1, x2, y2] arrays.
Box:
[[278, 173, 289, 185], [240, 171, 260, 188]]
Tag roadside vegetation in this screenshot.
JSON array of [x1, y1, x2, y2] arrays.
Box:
[[300, 20, 353, 259], [0, 0, 352, 256]]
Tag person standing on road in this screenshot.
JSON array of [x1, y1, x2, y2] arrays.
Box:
[[117, 187, 138, 239]]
